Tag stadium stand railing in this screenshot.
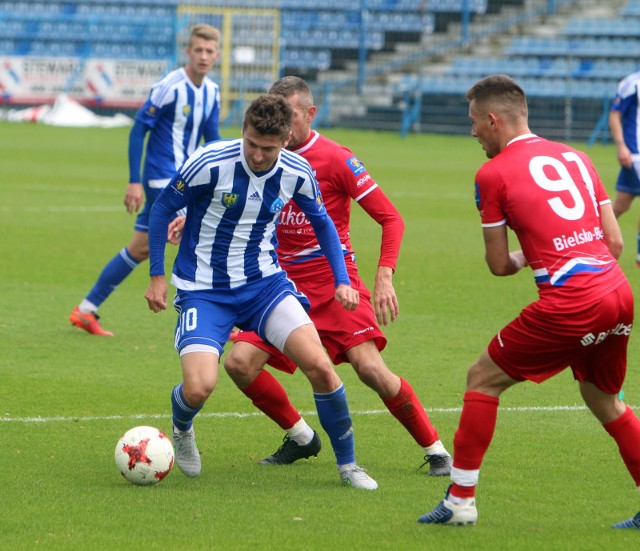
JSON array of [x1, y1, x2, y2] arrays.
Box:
[[385, 0, 634, 141], [0, 0, 436, 120], [0, 0, 631, 140]]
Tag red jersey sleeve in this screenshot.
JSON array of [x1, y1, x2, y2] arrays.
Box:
[[330, 146, 404, 271], [358, 188, 404, 271], [475, 162, 508, 227]]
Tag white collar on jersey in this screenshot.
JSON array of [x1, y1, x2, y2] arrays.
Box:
[[506, 133, 538, 147], [292, 130, 320, 156]]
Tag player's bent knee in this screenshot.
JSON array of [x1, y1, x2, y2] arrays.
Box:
[[356, 368, 394, 395], [300, 360, 341, 392], [183, 384, 215, 407], [222, 355, 241, 377], [223, 354, 261, 387]]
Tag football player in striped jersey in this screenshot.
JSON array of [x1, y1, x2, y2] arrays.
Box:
[[70, 24, 221, 336]]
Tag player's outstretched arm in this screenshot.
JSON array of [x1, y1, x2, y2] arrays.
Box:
[[374, 265, 399, 326]]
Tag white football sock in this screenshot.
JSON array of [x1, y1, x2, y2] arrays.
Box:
[[287, 418, 314, 445], [424, 439, 450, 457], [79, 299, 98, 314]]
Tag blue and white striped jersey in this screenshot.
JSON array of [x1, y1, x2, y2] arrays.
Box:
[[129, 67, 221, 185], [148, 138, 350, 291], [611, 71, 640, 154]]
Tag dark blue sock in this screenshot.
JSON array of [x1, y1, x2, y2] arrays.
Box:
[[314, 384, 355, 466], [86, 247, 139, 307], [171, 384, 203, 431]]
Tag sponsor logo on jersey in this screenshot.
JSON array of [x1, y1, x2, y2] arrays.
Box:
[[269, 197, 285, 213], [346, 156, 366, 176], [278, 203, 309, 226], [174, 179, 186, 192], [552, 226, 605, 251], [248, 191, 261, 201], [356, 173, 371, 187], [222, 193, 239, 208], [580, 322, 633, 346], [145, 105, 157, 118]]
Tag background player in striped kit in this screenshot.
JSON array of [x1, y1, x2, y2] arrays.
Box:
[[419, 74, 640, 528], [221, 76, 452, 476], [609, 70, 640, 266], [145, 94, 378, 490], [70, 24, 221, 336]]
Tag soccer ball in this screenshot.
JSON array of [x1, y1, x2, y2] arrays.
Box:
[[115, 426, 174, 485]]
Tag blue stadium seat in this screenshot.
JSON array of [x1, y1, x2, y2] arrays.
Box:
[[621, 0, 640, 17], [0, 39, 15, 54], [427, 0, 487, 14]]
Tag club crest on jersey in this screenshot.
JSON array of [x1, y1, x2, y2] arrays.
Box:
[[222, 193, 239, 209], [182, 105, 191, 117], [346, 156, 366, 176], [269, 197, 285, 213]]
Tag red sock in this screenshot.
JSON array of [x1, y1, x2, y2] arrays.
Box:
[[382, 377, 439, 447], [241, 370, 301, 430], [450, 391, 499, 499], [604, 405, 640, 486]]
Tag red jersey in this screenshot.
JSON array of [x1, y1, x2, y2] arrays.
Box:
[[276, 131, 403, 279], [475, 134, 627, 306]]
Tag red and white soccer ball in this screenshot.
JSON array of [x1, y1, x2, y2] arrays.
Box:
[[115, 426, 174, 485]]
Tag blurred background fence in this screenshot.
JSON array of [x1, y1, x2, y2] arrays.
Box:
[[0, 0, 638, 141]]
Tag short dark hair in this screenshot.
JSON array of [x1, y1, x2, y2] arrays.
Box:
[[466, 74, 528, 121], [269, 76, 313, 107], [243, 94, 293, 141]]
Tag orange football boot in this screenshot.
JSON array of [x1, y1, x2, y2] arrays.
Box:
[[69, 306, 114, 336]]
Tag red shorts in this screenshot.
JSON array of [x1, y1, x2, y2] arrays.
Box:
[[232, 267, 387, 373], [488, 281, 634, 394]]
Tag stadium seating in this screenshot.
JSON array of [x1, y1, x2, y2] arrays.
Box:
[[562, 17, 640, 38], [621, 0, 640, 17], [427, 0, 487, 13], [3, 0, 630, 140], [0, 0, 434, 64], [0, 1, 175, 59], [385, 0, 640, 139], [407, 0, 640, 104]]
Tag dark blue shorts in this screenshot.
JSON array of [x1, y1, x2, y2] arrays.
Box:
[[172, 272, 310, 356], [615, 164, 640, 196]]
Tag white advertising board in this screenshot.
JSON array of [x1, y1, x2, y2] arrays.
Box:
[[0, 56, 170, 108]]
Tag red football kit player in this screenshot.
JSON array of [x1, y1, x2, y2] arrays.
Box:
[[236, 130, 397, 368], [225, 77, 452, 475], [419, 75, 640, 528], [479, 134, 632, 391]]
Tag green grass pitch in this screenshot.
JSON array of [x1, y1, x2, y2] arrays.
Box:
[[1, 120, 639, 550]]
